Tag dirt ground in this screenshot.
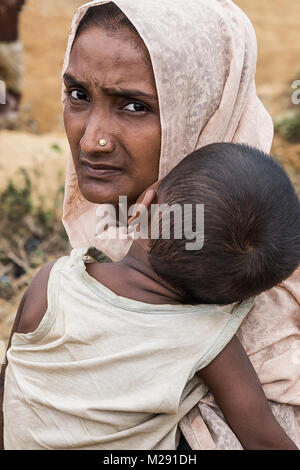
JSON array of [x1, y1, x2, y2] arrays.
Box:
[[0, 0, 300, 350], [237, 0, 300, 178], [19, 0, 83, 133]]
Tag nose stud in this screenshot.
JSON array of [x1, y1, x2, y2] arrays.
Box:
[[98, 139, 107, 147]]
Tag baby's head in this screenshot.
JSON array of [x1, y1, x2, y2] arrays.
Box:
[[148, 143, 300, 305]]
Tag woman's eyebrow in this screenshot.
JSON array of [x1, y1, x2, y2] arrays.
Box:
[[63, 73, 88, 89], [63, 73, 157, 101], [101, 86, 158, 101]]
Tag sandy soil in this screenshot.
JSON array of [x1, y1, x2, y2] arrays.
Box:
[[236, 0, 300, 177], [237, 0, 300, 116], [0, 0, 299, 345], [19, 0, 83, 133], [0, 130, 69, 199]]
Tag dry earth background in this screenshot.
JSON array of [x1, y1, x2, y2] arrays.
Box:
[[0, 0, 300, 357]]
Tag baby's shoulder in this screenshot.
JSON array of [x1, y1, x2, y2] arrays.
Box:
[[17, 259, 57, 334]]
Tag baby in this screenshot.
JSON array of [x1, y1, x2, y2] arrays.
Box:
[[1, 143, 300, 450]]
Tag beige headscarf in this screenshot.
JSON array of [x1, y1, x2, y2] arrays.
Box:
[[61, 0, 300, 450], [62, 0, 274, 260]]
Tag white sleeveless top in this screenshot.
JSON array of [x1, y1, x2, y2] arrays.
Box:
[[4, 247, 254, 450]]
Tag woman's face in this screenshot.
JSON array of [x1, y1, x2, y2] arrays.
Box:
[[63, 26, 161, 207]]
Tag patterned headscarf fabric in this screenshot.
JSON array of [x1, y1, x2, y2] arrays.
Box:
[[61, 0, 273, 260]]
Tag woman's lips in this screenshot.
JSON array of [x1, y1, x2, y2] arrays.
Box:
[[80, 160, 122, 179]]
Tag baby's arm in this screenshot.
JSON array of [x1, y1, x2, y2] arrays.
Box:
[[197, 336, 298, 450]]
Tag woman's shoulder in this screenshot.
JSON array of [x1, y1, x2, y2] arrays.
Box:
[[251, 267, 300, 315], [17, 259, 58, 335], [237, 267, 300, 357], [278, 266, 300, 303]]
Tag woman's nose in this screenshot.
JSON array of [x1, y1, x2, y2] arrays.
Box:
[[80, 113, 115, 155]]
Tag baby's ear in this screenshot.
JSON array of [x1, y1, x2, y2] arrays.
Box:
[[128, 189, 157, 224]]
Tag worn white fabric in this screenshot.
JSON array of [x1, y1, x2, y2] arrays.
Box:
[[3, 247, 254, 450]]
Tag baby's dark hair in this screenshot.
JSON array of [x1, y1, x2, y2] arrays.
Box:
[[149, 143, 300, 305]]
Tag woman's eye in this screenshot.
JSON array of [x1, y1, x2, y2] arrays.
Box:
[[123, 102, 148, 113], [67, 89, 88, 101]]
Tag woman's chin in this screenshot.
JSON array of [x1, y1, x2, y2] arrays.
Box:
[[79, 180, 121, 205]]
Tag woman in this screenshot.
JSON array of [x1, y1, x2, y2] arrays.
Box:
[[1, 0, 299, 450]]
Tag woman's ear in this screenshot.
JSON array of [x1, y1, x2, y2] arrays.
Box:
[[128, 189, 157, 225]]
